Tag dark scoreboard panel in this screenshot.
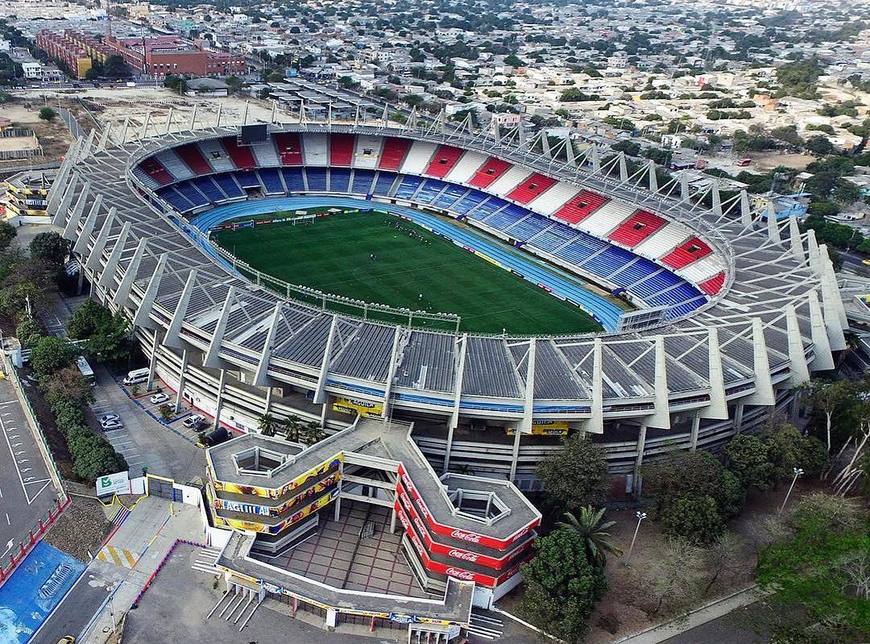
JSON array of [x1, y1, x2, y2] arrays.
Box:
[[240, 123, 268, 144]]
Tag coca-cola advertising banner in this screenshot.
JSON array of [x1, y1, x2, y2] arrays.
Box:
[[396, 482, 532, 571], [395, 500, 526, 589], [396, 463, 539, 551]]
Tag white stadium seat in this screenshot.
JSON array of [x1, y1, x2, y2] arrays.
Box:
[[678, 255, 725, 283], [399, 141, 438, 175], [487, 165, 532, 196], [250, 140, 280, 167], [154, 149, 192, 181], [197, 139, 236, 173], [528, 181, 582, 216], [445, 151, 487, 184], [302, 133, 329, 166], [578, 199, 636, 237], [634, 223, 690, 258], [353, 135, 383, 170]]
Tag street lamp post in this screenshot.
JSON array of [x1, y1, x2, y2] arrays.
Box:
[[624, 511, 647, 566], [779, 467, 804, 514]]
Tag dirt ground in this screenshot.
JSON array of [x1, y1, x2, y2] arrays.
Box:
[[747, 152, 816, 172], [0, 99, 74, 167]]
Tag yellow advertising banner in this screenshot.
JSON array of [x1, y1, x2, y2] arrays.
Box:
[[332, 397, 383, 418], [213, 454, 343, 499], [506, 420, 570, 436]]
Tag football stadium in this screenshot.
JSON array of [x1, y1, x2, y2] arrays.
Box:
[[48, 108, 847, 490]]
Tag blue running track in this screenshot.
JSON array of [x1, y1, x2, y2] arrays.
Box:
[[189, 196, 624, 330]]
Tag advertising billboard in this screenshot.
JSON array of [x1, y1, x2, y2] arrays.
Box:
[[95, 471, 130, 497]]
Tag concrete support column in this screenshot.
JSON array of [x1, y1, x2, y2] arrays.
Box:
[[263, 386, 273, 416], [213, 369, 227, 430], [789, 391, 800, 424], [320, 398, 329, 428], [733, 403, 745, 434], [508, 424, 522, 482], [333, 493, 341, 521], [389, 507, 397, 533], [689, 413, 701, 451], [443, 422, 456, 474], [174, 349, 189, 414], [146, 331, 160, 391], [633, 424, 647, 497]]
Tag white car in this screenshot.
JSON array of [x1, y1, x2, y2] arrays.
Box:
[[101, 420, 123, 431], [150, 392, 170, 405], [98, 413, 120, 425], [183, 414, 206, 429]]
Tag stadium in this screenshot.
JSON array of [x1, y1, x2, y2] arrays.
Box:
[[47, 105, 847, 492]]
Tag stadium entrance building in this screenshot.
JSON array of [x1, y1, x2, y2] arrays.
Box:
[[206, 417, 539, 638]]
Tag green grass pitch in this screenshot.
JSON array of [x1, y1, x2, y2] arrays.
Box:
[[214, 211, 603, 335]]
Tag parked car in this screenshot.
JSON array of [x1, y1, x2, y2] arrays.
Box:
[[198, 427, 230, 448], [101, 420, 123, 431], [98, 413, 120, 424], [183, 414, 206, 429], [150, 392, 169, 405]]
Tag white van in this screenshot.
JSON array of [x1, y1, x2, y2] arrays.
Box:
[[123, 367, 150, 385]]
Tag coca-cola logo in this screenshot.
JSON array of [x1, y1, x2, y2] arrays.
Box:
[[450, 529, 482, 544], [445, 567, 475, 581], [448, 549, 479, 562], [413, 515, 428, 537]]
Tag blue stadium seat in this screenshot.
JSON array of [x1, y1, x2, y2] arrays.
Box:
[[372, 171, 397, 196], [157, 186, 194, 212], [431, 184, 468, 210], [393, 175, 423, 199], [580, 246, 636, 277], [257, 169, 285, 195], [647, 282, 705, 308], [414, 179, 448, 204], [191, 176, 224, 203], [451, 191, 487, 215], [664, 297, 706, 319], [306, 168, 328, 191], [554, 234, 608, 265], [484, 204, 527, 231], [528, 223, 577, 253], [351, 169, 376, 194], [235, 170, 262, 190], [504, 214, 551, 241], [174, 181, 208, 208], [609, 258, 660, 288], [632, 270, 682, 298], [282, 168, 305, 192], [329, 168, 351, 193], [213, 173, 243, 198]]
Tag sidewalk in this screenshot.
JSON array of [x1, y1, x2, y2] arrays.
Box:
[[615, 586, 769, 644]]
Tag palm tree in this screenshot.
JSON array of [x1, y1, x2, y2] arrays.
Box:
[[258, 413, 276, 437], [557, 506, 623, 566], [280, 415, 303, 442], [301, 422, 326, 446]]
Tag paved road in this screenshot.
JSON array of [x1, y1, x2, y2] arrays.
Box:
[[0, 375, 59, 561]]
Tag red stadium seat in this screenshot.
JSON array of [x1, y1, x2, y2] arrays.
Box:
[[221, 137, 257, 169], [468, 157, 512, 188], [608, 210, 667, 248], [378, 137, 412, 171], [273, 132, 303, 165], [329, 134, 355, 166], [175, 143, 212, 175], [139, 158, 173, 185], [662, 236, 712, 268], [424, 145, 464, 178], [506, 173, 557, 204], [552, 190, 608, 224], [699, 272, 725, 295]]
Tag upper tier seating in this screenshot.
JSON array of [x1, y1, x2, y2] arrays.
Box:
[[468, 157, 512, 189], [445, 151, 487, 184], [579, 199, 637, 237], [329, 134, 355, 166], [633, 223, 689, 258], [608, 210, 667, 248], [399, 141, 438, 175], [250, 140, 280, 167], [213, 173, 244, 198], [424, 145, 465, 179], [155, 150, 192, 181], [353, 135, 383, 170], [488, 166, 532, 196], [530, 181, 582, 216], [258, 168, 284, 194], [221, 137, 257, 169], [302, 133, 328, 166], [662, 236, 712, 269], [553, 190, 609, 225], [698, 272, 725, 295], [378, 137, 412, 171], [138, 158, 174, 186], [198, 139, 237, 173], [506, 173, 558, 204], [175, 143, 213, 175], [351, 169, 376, 194], [329, 168, 352, 193], [273, 133, 304, 165]]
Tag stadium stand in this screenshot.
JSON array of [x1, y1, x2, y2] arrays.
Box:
[[579, 200, 637, 237], [414, 179, 448, 204], [662, 236, 712, 268], [306, 167, 328, 191], [282, 168, 306, 193], [372, 171, 398, 196], [213, 173, 244, 198], [528, 181, 582, 215], [579, 245, 637, 278], [250, 140, 280, 168], [329, 134, 355, 166], [468, 157, 512, 189], [138, 158, 174, 186], [504, 214, 552, 241], [698, 271, 725, 295], [506, 173, 558, 204], [378, 137, 412, 171], [553, 190, 609, 225], [302, 133, 329, 167], [424, 145, 465, 179], [647, 283, 704, 308], [450, 191, 488, 215], [258, 168, 285, 195], [155, 149, 193, 181], [222, 137, 258, 169], [353, 135, 383, 170], [608, 258, 662, 289], [608, 210, 667, 248], [633, 223, 690, 258], [197, 139, 237, 173], [527, 222, 578, 253], [678, 255, 723, 284], [631, 270, 683, 299], [554, 234, 609, 266], [431, 184, 469, 210], [488, 166, 532, 196], [399, 141, 439, 175], [273, 132, 304, 165], [174, 181, 209, 209], [445, 150, 487, 184], [175, 143, 213, 175], [393, 175, 424, 200], [157, 186, 192, 212], [468, 197, 506, 221], [235, 170, 262, 190], [192, 176, 226, 202], [351, 169, 376, 194], [329, 168, 352, 193]]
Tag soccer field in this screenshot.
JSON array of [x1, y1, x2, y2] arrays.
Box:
[[213, 211, 603, 334]]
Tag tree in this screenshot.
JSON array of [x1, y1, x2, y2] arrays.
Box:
[[0, 221, 16, 251], [503, 53, 525, 67], [38, 107, 56, 122], [29, 231, 69, 267], [518, 528, 607, 641], [15, 316, 41, 348], [258, 413, 277, 436], [805, 135, 834, 156], [225, 76, 243, 94], [537, 434, 609, 509], [702, 531, 745, 596], [725, 434, 774, 490], [42, 367, 94, 407], [300, 422, 326, 445], [643, 451, 744, 519], [557, 507, 623, 566], [30, 336, 74, 376], [806, 380, 858, 451], [67, 300, 130, 361], [763, 421, 828, 480], [104, 55, 130, 78], [662, 495, 725, 545], [634, 537, 703, 616]]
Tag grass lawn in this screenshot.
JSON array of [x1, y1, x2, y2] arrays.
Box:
[[214, 211, 602, 334]]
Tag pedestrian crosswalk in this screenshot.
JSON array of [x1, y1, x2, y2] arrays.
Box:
[[468, 610, 504, 640], [191, 546, 223, 575], [96, 544, 139, 568]]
